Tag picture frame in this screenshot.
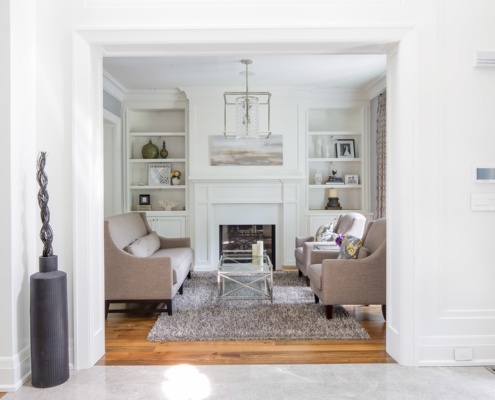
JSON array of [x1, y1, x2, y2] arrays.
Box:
[[139, 194, 151, 205], [345, 175, 359, 185], [148, 163, 171, 185], [335, 139, 355, 159]]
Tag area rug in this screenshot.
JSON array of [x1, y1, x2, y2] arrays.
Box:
[[147, 271, 370, 342]]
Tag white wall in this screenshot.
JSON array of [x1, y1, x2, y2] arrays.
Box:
[[186, 90, 305, 180], [3, 0, 495, 391], [1, 0, 37, 391]]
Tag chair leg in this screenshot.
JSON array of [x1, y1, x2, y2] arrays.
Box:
[[163, 300, 173, 316], [179, 283, 184, 295], [314, 294, 319, 304], [306, 277, 310, 287], [325, 305, 333, 319], [105, 301, 110, 320], [298, 270, 302, 277], [381, 305, 386, 321], [187, 271, 192, 279]]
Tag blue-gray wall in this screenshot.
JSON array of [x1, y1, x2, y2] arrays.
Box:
[[103, 91, 121, 118]]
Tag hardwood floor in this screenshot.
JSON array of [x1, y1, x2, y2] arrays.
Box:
[[98, 304, 395, 366]]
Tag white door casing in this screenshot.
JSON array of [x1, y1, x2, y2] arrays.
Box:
[[73, 26, 416, 369]]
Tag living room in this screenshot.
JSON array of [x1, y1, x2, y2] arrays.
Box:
[[98, 53, 388, 364], [102, 54, 386, 271], [3, 1, 495, 394]]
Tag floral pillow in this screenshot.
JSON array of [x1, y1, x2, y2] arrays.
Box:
[[315, 223, 335, 242], [337, 234, 363, 260]]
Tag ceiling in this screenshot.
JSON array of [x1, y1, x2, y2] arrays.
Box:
[[103, 54, 386, 92]]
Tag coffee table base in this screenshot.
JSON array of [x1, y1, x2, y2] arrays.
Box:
[[218, 272, 273, 302]]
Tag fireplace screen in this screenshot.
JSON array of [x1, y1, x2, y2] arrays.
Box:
[[219, 225, 275, 266]]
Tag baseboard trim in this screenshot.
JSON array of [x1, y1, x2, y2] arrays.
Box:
[[418, 335, 495, 366], [0, 346, 31, 392]]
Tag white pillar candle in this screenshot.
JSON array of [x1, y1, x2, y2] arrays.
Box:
[[257, 256, 264, 267], [257, 240, 264, 256], [252, 244, 258, 257], [329, 188, 338, 198]]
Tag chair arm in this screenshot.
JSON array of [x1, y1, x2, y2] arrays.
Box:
[[320, 251, 386, 305], [296, 236, 314, 248], [159, 236, 191, 249], [105, 251, 174, 300], [310, 248, 340, 264], [105, 230, 174, 300]]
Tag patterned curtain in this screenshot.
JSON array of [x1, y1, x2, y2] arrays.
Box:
[[375, 91, 386, 219]]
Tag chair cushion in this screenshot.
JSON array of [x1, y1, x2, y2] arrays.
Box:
[[337, 235, 363, 260], [308, 264, 322, 290], [315, 223, 336, 242], [124, 232, 160, 257], [150, 247, 194, 284]]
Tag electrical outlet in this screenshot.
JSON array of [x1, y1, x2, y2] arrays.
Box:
[[454, 348, 473, 361]]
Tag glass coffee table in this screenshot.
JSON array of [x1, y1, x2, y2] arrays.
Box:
[[218, 250, 273, 302]]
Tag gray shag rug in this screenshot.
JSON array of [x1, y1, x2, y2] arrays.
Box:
[[147, 271, 370, 342]]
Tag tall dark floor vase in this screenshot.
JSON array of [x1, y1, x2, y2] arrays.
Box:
[[30, 255, 69, 388]]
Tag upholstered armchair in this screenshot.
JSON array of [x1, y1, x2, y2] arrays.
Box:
[[307, 218, 386, 320], [294, 212, 367, 282]]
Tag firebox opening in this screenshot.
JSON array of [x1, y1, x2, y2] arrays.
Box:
[[219, 225, 275, 267]]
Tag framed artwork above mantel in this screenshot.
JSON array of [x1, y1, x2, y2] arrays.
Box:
[[209, 135, 283, 166]]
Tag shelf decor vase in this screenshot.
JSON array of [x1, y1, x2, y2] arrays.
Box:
[[160, 140, 169, 159], [142, 139, 159, 159], [30, 152, 69, 388], [172, 177, 180, 185]]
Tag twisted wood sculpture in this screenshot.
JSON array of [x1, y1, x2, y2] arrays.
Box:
[[37, 151, 53, 257]]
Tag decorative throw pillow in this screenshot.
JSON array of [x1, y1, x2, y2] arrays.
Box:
[[315, 223, 335, 242], [337, 234, 363, 260], [124, 232, 161, 257]]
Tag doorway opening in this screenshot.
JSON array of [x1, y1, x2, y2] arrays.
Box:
[[74, 27, 414, 368]]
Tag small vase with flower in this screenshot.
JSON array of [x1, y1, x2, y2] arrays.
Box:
[[171, 170, 181, 185]]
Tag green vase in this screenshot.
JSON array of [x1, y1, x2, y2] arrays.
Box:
[[142, 139, 159, 159], [160, 140, 169, 159]]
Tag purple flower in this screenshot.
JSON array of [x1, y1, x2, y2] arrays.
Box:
[[335, 234, 345, 247]]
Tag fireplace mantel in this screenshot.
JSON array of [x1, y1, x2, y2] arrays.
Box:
[[191, 179, 302, 271]]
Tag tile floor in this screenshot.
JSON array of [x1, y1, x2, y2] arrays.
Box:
[[3, 364, 495, 400]]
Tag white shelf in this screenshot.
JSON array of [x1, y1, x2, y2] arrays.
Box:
[[308, 131, 360, 136], [125, 106, 188, 214], [306, 107, 367, 213], [130, 185, 186, 190], [130, 132, 186, 137], [309, 184, 361, 189], [309, 158, 362, 162], [129, 158, 186, 163]]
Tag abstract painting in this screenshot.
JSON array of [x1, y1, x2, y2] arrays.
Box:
[[209, 135, 283, 166]]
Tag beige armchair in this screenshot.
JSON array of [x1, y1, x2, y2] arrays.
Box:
[[104, 212, 194, 318], [307, 218, 386, 320], [294, 212, 367, 282]]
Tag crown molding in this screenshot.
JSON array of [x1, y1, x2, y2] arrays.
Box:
[[365, 73, 386, 99], [103, 71, 126, 101]]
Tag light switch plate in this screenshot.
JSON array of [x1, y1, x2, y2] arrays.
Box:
[[471, 193, 495, 211]]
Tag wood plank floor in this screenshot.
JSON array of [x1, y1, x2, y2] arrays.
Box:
[[98, 304, 395, 366]]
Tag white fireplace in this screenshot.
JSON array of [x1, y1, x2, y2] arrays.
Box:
[[191, 180, 302, 270]]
